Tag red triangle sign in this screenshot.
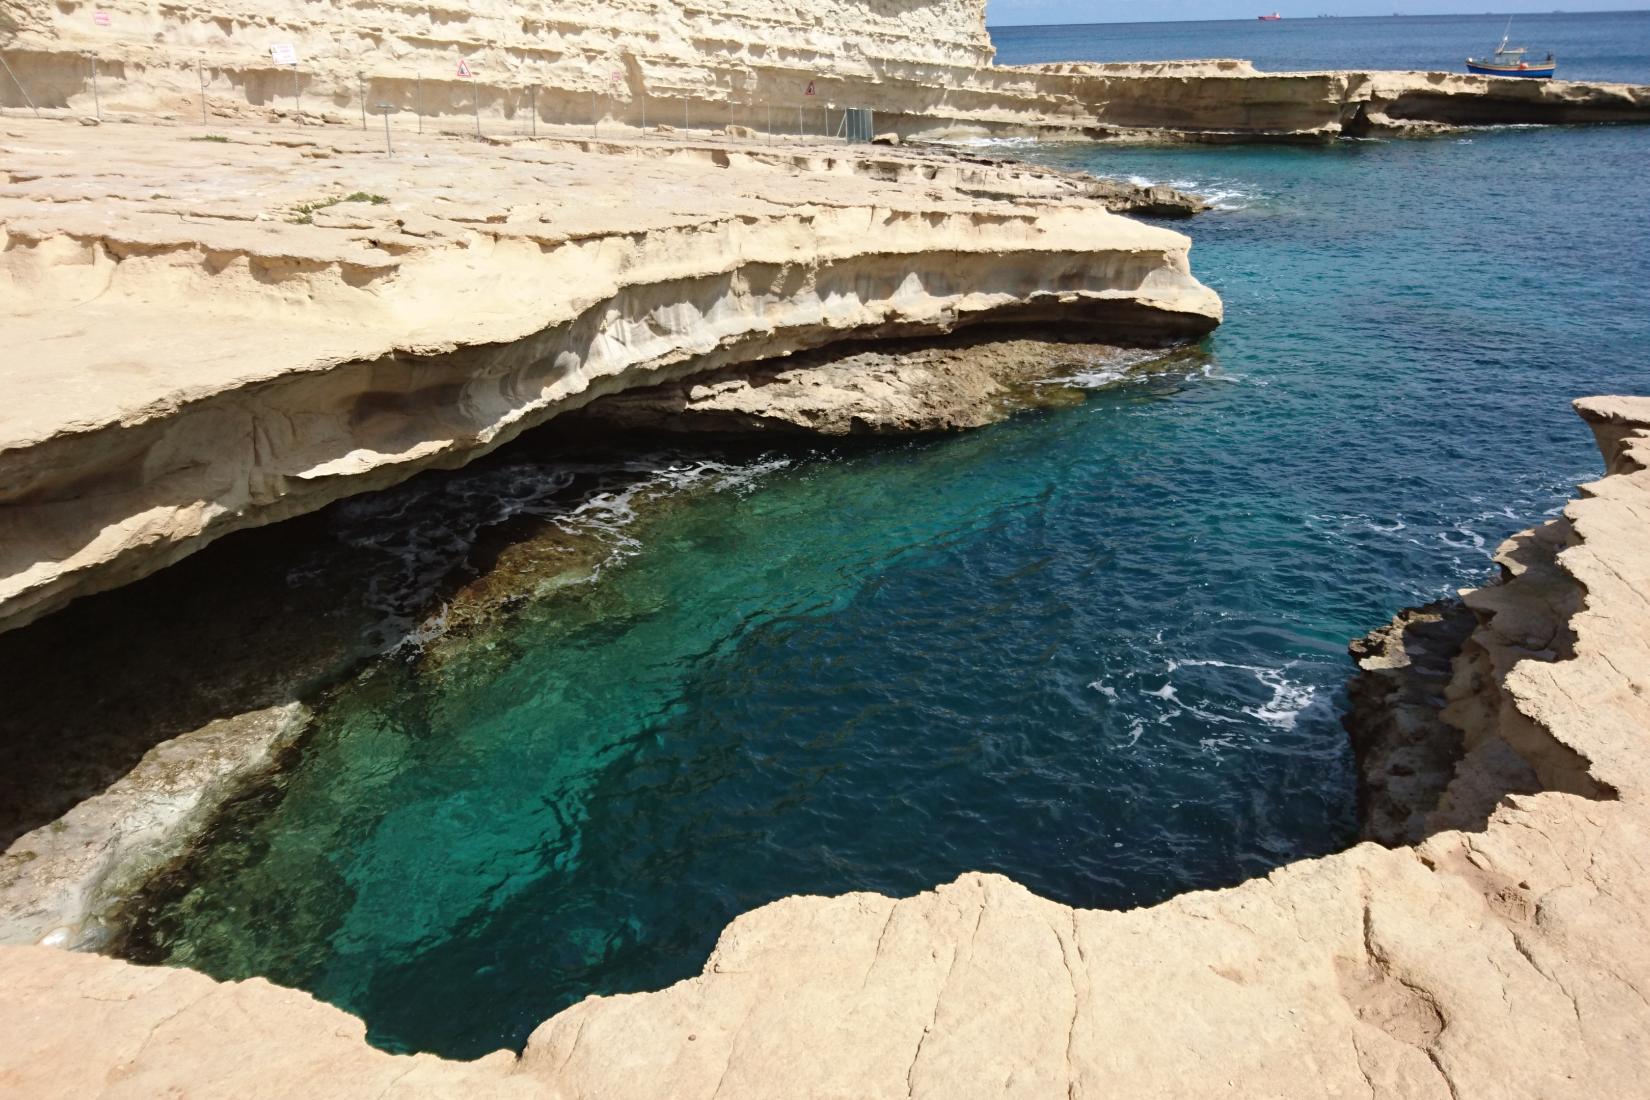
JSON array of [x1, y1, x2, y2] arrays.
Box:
[[456, 59, 474, 79], [805, 80, 816, 96]]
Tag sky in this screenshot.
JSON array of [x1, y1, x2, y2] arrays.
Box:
[[985, 1, 1650, 26]]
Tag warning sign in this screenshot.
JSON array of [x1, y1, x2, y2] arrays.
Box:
[[805, 80, 816, 96], [456, 58, 474, 79], [92, 10, 111, 26], [269, 43, 298, 66]]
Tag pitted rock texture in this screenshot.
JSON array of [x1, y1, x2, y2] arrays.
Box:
[[0, 115, 1220, 636], [2, 396, 1646, 1097]]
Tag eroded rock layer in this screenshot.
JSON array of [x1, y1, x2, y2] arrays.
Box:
[[2, 395, 1646, 1097], [0, 115, 1220, 636], [2, 0, 1647, 138], [566, 334, 1167, 435]]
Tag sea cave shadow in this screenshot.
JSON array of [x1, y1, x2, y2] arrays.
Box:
[[0, 326, 1210, 852], [1341, 520, 1617, 851], [0, 508, 384, 849], [0, 423, 836, 850]]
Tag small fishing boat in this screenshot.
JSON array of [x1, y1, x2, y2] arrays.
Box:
[[1466, 22, 1556, 78], [1258, 12, 1282, 20]]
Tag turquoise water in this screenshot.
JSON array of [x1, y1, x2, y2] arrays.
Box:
[[127, 121, 1649, 1056], [990, 11, 1650, 85]]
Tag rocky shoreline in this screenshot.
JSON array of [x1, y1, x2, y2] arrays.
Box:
[[0, 114, 1220, 639], [2, 0, 1648, 1090], [0, 322, 1206, 950], [3, 395, 1645, 1096]]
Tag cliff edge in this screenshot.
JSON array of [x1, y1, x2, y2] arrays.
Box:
[[0, 115, 1219, 637]]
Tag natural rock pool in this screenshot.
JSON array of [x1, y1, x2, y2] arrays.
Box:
[[120, 124, 1650, 1057]]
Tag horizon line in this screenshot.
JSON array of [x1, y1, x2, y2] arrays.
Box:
[[986, 8, 1648, 29]]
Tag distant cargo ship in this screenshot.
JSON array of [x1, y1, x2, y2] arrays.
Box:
[[1258, 12, 1282, 19]]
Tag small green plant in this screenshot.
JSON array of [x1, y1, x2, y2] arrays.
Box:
[[189, 134, 230, 143], [291, 192, 390, 223]]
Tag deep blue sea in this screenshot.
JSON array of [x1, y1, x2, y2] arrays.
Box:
[[990, 10, 1650, 84], [126, 17, 1650, 1060]]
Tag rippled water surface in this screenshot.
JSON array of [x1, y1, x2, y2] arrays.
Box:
[[127, 119, 1649, 1057]]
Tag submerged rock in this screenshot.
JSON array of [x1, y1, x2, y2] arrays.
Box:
[[570, 336, 1171, 436]]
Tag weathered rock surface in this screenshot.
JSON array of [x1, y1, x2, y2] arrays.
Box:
[[2, 0, 1645, 139], [570, 336, 1163, 435], [1012, 62, 1650, 139], [1344, 598, 1481, 846], [0, 704, 308, 950], [0, 115, 1220, 636], [2, 396, 1646, 1097]]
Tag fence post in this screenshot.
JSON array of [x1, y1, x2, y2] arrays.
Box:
[[416, 75, 422, 133], [592, 88, 597, 139], [196, 56, 207, 124], [472, 83, 480, 138], [530, 85, 536, 137], [89, 53, 100, 121], [293, 66, 301, 119], [358, 74, 367, 129], [1, 53, 41, 117]]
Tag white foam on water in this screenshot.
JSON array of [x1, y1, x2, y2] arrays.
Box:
[[1088, 681, 1119, 701], [936, 135, 1041, 149], [1118, 173, 1257, 211], [1088, 656, 1324, 750], [1246, 666, 1318, 730], [1048, 367, 1128, 389], [1438, 526, 1487, 553], [311, 453, 793, 652], [1037, 346, 1182, 390]]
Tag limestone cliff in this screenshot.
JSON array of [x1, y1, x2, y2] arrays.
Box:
[[3, 395, 1646, 1097], [2, 0, 1646, 137], [0, 116, 1220, 637]]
